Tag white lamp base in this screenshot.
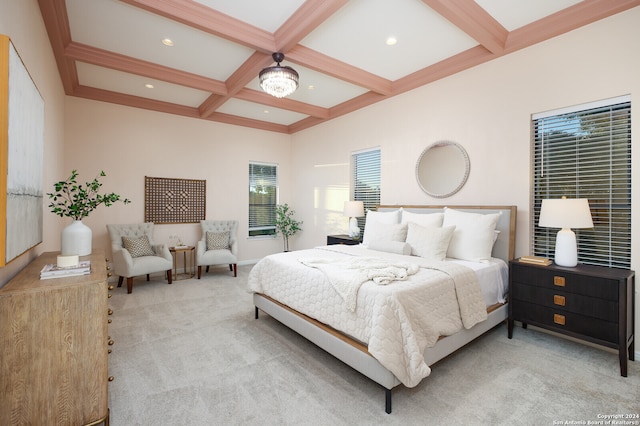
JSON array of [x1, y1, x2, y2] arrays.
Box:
[[348, 217, 360, 238], [554, 228, 578, 267]]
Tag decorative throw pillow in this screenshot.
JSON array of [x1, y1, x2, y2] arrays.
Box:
[[362, 209, 402, 245], [363, 222, 407, 246], [122, 235, 155, 258], [207, 231, 230, 250], [442, 208, 502, 262], [406, 223, 455, 261], [401, 211, 444, 228]]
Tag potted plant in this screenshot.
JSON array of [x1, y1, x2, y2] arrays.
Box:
[[274, 203, 302, 252], [47, 169, 130, 256]]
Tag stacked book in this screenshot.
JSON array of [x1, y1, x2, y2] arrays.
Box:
[[40, 261, 91, 280], [518, 256, 552, 266]]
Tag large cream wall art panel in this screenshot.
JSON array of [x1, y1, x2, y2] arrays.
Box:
[[0, 35, 44, 266]]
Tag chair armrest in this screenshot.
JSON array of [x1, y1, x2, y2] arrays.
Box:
[[111, 245, 134, 276], [153, 243, 172, 262], [196, 241, 207, 263]]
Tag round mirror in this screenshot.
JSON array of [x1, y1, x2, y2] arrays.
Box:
[[416, 141, 470, 198]]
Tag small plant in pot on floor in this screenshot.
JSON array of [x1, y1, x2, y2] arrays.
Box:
[[275, 203, 302, 252]]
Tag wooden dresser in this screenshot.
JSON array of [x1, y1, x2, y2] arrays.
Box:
[[0, 251, 111, 425], [508, 260, 635, 377]]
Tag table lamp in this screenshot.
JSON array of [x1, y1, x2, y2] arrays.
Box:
[[538, 197, 593, 267], [343, 201, 365, 238]]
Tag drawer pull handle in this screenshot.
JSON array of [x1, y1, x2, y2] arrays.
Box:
[[553, 276, 566, 287], [553, 314, 566, 326], [553, 295, 566, 306]]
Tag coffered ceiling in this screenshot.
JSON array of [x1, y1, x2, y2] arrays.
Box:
[[38, 0, 639, 134]]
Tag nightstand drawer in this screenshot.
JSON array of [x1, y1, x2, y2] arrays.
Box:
[[511, 300, 618, 344], [511, 263, 618, 301], [511, 283, 618, 322]]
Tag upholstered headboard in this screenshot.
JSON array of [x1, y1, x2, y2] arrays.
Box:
[[376, 205, 517, 263]]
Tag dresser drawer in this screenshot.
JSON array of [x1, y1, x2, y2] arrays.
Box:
[[511, 299, 618, 344], [510, 263, 618, 301], [511, 283, 618, 322]]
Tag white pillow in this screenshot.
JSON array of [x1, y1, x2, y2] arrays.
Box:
[[368, 240, 412, 256], [442, 208, 502, 262], [363, 222, 407, 245], [401, 211, 444, 228], [362, 209, 401, 244], [406, 223, 455, 261]]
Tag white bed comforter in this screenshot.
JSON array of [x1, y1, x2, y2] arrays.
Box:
[[247, 245, 488, 387]]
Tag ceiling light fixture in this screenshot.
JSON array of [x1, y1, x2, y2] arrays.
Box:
[[161, 38, 174, 47], [259, 52, 299, 98]]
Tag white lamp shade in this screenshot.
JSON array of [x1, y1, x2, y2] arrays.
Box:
[[343, 201, 364, 218], [539, 198, 593, 229], [539, 198, 593, 267]]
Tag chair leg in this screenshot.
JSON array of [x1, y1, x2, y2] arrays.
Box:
[[146, 274, 150, 281], [206, 266, 210, 272], [232, 264, 237, 277], [197, 266, 202, 279], [127, 277, 133, 294], [117, 276, 123, 287], [167, 270, 173, 284]]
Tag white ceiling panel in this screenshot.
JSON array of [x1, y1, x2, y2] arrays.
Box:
[[301, 0, 478, 80], [76, 62, 211, 107], [67, 0, 254, 80], [192, 0, 307, 32], [217, 98, 309, 126]]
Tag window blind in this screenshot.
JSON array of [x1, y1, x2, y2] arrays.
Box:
[[352, 148, 381, 230], [532, 98, 631, 268], [248, 162, 277, 237]]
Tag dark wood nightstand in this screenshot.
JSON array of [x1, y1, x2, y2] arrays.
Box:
[[327, 234, 361, 245], [508, 260, 635, 376]]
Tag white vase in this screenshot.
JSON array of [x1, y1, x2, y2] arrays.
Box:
[[61, 220, 92, 256]]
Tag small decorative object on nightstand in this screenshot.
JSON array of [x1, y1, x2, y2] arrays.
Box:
[[327, 234, 361, 246], [508, 260, 635, 376]]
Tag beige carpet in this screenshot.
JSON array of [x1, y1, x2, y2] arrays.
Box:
[[107, 265, 639, 425]]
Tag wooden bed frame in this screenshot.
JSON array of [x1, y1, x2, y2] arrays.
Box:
[[253, 205, 517, 413]]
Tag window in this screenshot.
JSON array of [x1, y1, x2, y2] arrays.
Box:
[[249, 162, 277, 237], [532, 96, 631, 268], [351, 148, 381, 230]]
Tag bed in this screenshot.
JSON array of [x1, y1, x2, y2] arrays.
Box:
[[248, 205, 516, 413]]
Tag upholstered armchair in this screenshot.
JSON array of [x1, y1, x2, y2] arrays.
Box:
[[197, 220, 238, 278], [106, 223, 173, 294]]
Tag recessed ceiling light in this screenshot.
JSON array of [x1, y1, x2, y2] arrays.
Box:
[[162, 38, 174, 47], [145, 84, 154, 89], [386, 36, 397, 46], [263, 110, 270, 114], [308, 85, 315, 90]]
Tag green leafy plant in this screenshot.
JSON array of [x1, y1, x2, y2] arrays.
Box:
[[47, 170, 131, 220], [275, 203, 302, 251]]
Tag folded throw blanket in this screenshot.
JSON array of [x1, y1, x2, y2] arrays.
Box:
[[299, 256, 419, 311]]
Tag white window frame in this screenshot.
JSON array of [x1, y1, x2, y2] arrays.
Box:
[[248, 162, 278, 238]]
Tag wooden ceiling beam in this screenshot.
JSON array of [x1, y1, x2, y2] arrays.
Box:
[[37, 0, 78, 94], [506, 0, 640, 53], [422, 0, 508, 55], [287, 45, 393, 95], [275, 0, 349, 52]]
